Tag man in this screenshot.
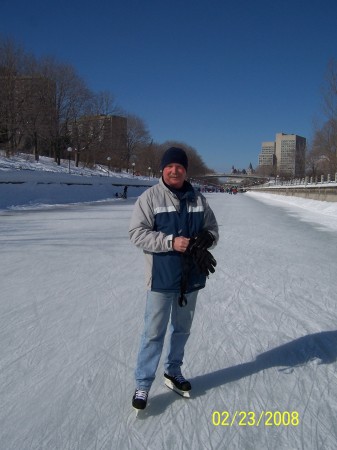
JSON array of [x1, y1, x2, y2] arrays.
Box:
[[129, 147, 218, 410]]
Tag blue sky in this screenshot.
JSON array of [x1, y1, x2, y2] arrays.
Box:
[[2, 0, 337, 172]]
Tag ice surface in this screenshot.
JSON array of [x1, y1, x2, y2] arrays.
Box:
[[1, 156, 337, 449]]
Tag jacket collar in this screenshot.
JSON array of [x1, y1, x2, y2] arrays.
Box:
[[160, 177, 195, 202]]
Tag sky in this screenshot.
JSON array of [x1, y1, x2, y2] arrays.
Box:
[[2, 0, 337, 172]]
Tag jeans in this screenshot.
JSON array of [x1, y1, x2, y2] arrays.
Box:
[[135, 290, 198, 391]]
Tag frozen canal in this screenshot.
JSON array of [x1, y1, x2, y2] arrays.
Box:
[[0, 192, 337, 450]]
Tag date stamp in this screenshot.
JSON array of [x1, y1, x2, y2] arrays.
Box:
[[212, 410, 300, 427]]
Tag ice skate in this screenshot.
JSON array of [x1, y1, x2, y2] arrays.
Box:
[[164, 373, 191, 398], [132, 389, 148, 413]]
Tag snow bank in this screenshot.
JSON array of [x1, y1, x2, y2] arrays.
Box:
[[0, 154, 156, 210], [246, 191, 337, 232]]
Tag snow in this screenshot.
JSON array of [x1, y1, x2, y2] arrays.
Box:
[[0, 153, 157, 210], [1, 155, 337, 449]]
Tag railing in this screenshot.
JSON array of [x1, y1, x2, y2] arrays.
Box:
[[250, 173, 337, 202], [268, 173, 337, 187]]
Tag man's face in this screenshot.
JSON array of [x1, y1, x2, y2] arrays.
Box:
[[162, 163, 187, 189]]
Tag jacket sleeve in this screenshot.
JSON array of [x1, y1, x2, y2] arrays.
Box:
[[129, 191, 173, 253], [201, 195, 219, 248]]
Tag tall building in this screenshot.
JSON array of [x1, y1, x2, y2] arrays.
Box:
[[258, 133, 306, 177], [259, 141, 276, 167], [275, 133, 306, 177]]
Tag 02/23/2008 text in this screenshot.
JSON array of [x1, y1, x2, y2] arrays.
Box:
[[211, 410, 300, 427]]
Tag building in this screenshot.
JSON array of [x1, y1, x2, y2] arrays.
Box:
[[259, 141, 276, 167], [258, 133, 306, 177], [275, 133, 306, 177], [68, 114, 127, 168], [0, 75, 56, 155]]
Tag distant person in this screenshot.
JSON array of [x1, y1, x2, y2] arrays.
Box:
[[123, 186, 128, 199], [129, 147, 218, 410]]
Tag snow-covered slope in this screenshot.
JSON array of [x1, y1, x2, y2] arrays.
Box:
[[0, 153, 156, 210]]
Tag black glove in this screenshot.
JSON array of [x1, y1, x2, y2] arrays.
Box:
[[193, 247, 217, 276], [193, 230, 215, 250], [187, 237, 217, 276]]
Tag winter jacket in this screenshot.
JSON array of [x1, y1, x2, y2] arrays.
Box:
[[129, 178, 219, 293]]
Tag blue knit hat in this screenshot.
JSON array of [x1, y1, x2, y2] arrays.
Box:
[[160, 147, 188, 171]]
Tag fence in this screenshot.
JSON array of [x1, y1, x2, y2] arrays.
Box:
[[272, 173, 337, 187], [250, 173, 337, 202]]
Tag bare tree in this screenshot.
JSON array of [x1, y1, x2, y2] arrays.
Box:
[[29, 58, 122, 168], [67, 91, 121, 167], [125, 114, 151, 172], [0, 38, 31, 154], [40, 58, 93, 164], [135, 140, 163, 176], [311, 59, 337, 175], [323, 59, 337, 122], [255, 164, 276, 178], [88, 90, 120, 116], [0, 39, 94, 162], [311, 120, 337, 175], [14, 74, 57, 161]]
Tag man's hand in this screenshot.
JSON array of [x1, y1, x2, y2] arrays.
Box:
[[173, 236, 190, 253]]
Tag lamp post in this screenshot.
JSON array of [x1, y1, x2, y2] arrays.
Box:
[[148, 166, 151, 179], [107, 157, 111, 177], [67, 147, 72, 173], [132, 162, 135, 177]]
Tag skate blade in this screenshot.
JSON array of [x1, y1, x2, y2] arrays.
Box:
[[133, 407, 146, 417], [165, 379, 191, 398]]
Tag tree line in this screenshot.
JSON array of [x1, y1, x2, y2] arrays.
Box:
[[307, 59, 337, 178], [0, 37, 212, 179]]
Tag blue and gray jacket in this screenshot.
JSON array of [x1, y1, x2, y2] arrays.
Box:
[[129, 178, 219, 293]]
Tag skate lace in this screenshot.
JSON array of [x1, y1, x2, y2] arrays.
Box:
[[135, 390, 148, 401], [174, 374, 186, 384]]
